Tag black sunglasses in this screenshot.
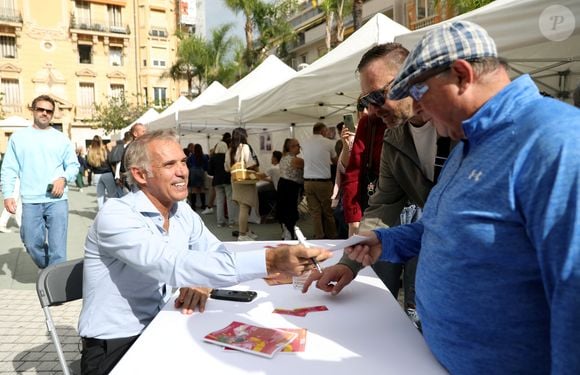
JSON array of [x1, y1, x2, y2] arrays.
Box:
[[35, 107, 54, 115], [358, 79, 394, 109]]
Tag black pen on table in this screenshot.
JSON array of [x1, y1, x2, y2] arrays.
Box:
[[294, 226, 323, 273]]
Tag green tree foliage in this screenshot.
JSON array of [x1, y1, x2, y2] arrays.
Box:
[[319, 0, 352, 51], [92, 94, 147, 134], [169, 24, 240, 96], [436, 0, 495, 14], [224, 0, 298, 72]]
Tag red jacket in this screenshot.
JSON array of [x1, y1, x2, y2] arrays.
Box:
[[342, 114, 387, 223]]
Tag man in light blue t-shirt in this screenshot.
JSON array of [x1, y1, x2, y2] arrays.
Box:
[[1, 95, 79, 268]]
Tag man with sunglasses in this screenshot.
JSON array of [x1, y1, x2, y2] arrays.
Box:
[[345, 21, 580, 373], [304, 43, 449, 326], [1, 95, 79, 268]]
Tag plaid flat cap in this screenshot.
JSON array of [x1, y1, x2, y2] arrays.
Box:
[[389, 21, 497, 100]]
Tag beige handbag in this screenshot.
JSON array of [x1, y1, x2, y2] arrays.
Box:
[[231, 155, 259, 184]]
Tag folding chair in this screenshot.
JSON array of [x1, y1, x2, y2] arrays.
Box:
[[36, 259, 84, 375]]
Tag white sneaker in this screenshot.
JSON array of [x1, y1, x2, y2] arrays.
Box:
[[237, 234, 254, 241], [0, 226, 11, 233], [247, 230, 258, 239], [201, 207, 214, 215]]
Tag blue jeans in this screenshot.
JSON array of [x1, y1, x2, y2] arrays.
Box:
[[20, 200, 68, 268], [95, 172, 120, 209]]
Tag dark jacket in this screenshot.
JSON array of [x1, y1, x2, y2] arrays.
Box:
[[208, 152, 230, 186]]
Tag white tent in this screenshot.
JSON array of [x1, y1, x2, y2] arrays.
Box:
[[112, 108, 160, 141], [177, 55, 297, 132], [394, 0, 580, 101], [147, 95, 192, 131], [131, 108, 159, 126], [0, 115, 32, 128], [177, 82, 231, 149], [182, 81, 229, 112], [241, 13, 410, 127]]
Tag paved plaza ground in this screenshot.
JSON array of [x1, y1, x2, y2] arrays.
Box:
[[0, 185, 314, 374]]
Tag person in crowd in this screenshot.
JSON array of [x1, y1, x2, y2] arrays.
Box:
[[305, 44, 448, 330], [1, 95, 79, 268], [186, 144, 209, 211], [114, 123, 146, 193], [78, 129, 332, 374], [209, 132, 235, 228], [573, 82, 580, 108], [300, 122, 338, 239], [87, 135, 118, 209], [224, 127, 260, 241], [201, 144, 216, 215], [0, 177, 21, 233], [110, 132, 133, 196], [75, 147, 88, 192], [276, 138, 304, 240], [343, 21, 580, 373], [331, 121, 356, 239], [264, 150, 282, 189]]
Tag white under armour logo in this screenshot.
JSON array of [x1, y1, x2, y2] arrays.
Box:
[[468, 169, 483, 181]]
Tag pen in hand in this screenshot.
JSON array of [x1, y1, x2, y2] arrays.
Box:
[[294, 226, 323, 273]]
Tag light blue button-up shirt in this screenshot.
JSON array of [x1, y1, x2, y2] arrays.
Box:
[[79, 190, 266, 339]]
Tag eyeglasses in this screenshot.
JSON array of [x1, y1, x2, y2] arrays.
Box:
[[408, 66, 450, 102], [35, 107, 54, 115], [358, 79, 394, 109]]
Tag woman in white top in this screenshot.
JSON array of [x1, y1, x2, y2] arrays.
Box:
[[224, 128, 259, 241]]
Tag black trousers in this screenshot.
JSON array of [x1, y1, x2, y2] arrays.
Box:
[[81, 335, 140, 375], [276, 177, 303, 234]]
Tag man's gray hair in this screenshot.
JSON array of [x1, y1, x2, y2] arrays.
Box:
[[124, 129, 179, 187]]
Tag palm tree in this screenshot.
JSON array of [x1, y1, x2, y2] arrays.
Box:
[[224, 0, 297, 71], [224, 0, 260, 66], [334, 0, 352, 44], [168, 34, 208, 97], [253, 1, 298, 65], [167, 25, 239, 97], [320, 0, 351, 51], [352, 0, 363, 30]]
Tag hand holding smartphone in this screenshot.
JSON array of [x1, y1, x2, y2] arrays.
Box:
[[343, 114, 356, 132]]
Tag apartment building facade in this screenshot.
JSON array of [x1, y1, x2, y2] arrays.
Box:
[[287, 0, 453, 69], [0, 0, 205, 152]]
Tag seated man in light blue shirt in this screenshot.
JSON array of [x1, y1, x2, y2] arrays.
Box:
[[78, 129, 331, 375]]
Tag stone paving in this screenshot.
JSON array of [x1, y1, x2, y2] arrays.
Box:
[[0, 185, 304, 374]]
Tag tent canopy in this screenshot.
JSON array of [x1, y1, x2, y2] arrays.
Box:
[[240, 13, 410, 127], [394, 0, 580, 101], [176, 55, 297, 132], [147, 95, 192, 131]]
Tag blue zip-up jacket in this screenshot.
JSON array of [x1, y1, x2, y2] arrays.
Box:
[[375, 75, 580, 374]]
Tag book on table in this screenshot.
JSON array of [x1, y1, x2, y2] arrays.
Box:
[[203, 321, 298, 358]]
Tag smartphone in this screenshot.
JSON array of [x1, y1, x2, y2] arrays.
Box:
[[46, 184, 54, 193], [210, 289, 257, 302], [343, 114, 356, 132]]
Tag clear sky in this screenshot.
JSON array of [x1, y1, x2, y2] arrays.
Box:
[[205, 1, 246, 39]]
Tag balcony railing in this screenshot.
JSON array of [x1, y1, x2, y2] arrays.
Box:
[[410, 14, 440, 30], [0, 7, 22, 23], [70, 19, 130, 35], [76, 106, 95, 119], [2, 104, 23, 114]]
